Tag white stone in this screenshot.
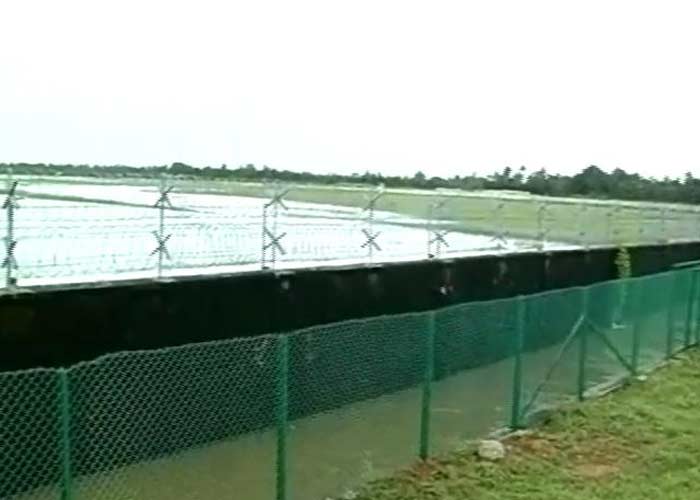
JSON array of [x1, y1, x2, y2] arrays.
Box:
[[477, 439, 506, 461]]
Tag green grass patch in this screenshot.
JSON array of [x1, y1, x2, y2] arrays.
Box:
[[159, 180, 695, 245], [354, 349, 700, 500]]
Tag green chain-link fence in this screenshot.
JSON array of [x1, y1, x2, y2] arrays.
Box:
[[2, 267, 699, 500]]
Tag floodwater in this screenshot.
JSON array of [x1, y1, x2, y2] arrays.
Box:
[[12, 328, 667, 500], [5, 182, 570, 287]]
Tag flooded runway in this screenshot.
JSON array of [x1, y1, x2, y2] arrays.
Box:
[[6, 182, 570, 287]]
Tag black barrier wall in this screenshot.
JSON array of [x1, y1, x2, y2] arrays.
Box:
[[1, 242, 699, 371]]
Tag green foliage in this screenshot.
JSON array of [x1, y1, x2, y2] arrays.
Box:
[[615, 247, 632, 279], [2, 162, 700, 205]]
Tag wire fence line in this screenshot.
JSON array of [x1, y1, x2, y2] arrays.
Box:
[[1, 267, 698, 500], [2, 174, 700, 288]]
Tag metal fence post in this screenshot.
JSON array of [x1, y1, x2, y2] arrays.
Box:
[[361, 185, 384, 264], [427, 199, 449, 259], [491, 199, 508, 250], [276, 335, 290, 500], [631, 280, 642, 375], [510, 296, 526, 429], [58, 369, 74, 500], [684, 269, 698, 348], [151, 176, 174, 279], [2, 171, 20, 288], [577, 288, 589, 402], [694, 274, 700, 346], [666, 273, 676, 358], [536, 201, 548, 251], [262, 184, 289, 271], [419, 311, 436, 460]]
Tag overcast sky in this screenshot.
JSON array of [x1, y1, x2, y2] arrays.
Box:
[[1, 0, 699, 178]]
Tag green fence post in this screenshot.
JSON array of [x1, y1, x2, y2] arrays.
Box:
[[419, 312, 436, 460], [666, 274, 676, 358], [684, 270, 698, 348], [631, 280, 642, 376], [510, 296, 526, 429], [577, 288, 589, 402], [58, 369, 73, 500], [695, 272, 700, 346], [276, 336, 289, 500]]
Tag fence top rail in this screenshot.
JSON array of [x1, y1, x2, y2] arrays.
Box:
[[671, 259, 700, 269]]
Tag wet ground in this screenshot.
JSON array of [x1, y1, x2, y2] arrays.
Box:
[[5, 182, 570, 287]]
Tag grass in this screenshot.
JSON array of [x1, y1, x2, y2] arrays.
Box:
[[175, 179, 692, 245], [353, 349, 700, 500]]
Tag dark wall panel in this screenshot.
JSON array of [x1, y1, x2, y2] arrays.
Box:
[[1, 242, 699, 371]]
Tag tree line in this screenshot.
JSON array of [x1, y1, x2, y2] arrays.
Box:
[[2, 162, 700, 204]]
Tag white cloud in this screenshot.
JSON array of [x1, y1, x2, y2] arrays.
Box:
[[1, 0, 699, 178]]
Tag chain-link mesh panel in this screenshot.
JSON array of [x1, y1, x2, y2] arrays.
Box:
[[432, 298, 516, 453], [669, 269, 694, 353], [585, 279, 636, 390], [287, 313, 426, 500], [68, 336, 278, 500], [2, 267, 700, 500], [521, 287, 583, 421], [0, 369, 61, 500], [633, 273, 672, 371]]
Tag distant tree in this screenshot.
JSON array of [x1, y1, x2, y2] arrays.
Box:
[[571, 165, 609, 196], [169, 162, 196, 175], [525, 168, 549, 195], [512, 166, 526, 187], [2, 161, 700, 206]]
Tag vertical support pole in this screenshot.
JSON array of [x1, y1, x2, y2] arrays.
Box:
[[631, 279, 642, 375], [491, 199, 507, 250], [261, 205, 269, 269], [694, 272, 700, 346], [510, 296, 526, 429], [684, 269, 698, 348], [151, 175, 173, 279], [361, 185, 383, 264], [5, 190, 14, 287], [577, 287, 589, 402], [427, 199, 449, 259], [157, 181, 165, 278], [419, 311, 436, 460], [272, 196, 279, 267], [58, 369, 73, 500], [426, 203, 434, 259], [276, 335, 289, 500], [262, 184, 289, 271], [666, 273, 676, 358], [2, 171, 19, 288], [536, 202, 547, 251]]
